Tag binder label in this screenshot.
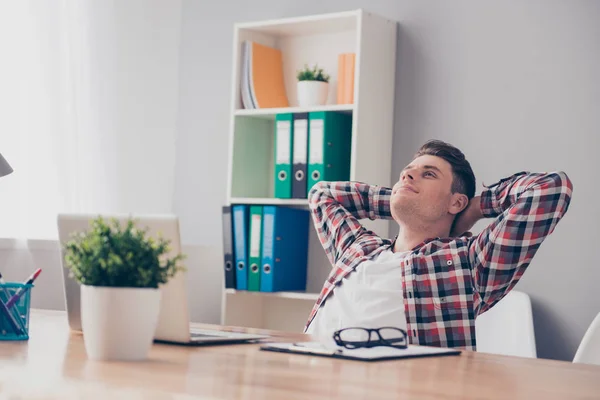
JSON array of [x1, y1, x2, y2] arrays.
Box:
[[250, 214, 262, 257], [222, 210, 232, 250], [276, 121, 291, 164], [293, 120, 308, 163], [233, 208, 245, 256], [262, 213, 274, 257], [309, 119, 324, 164]]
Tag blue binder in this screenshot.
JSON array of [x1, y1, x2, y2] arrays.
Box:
[[232, 205, 249, 290], [260, 206, 310, 292]]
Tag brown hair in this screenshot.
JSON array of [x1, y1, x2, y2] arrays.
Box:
[[414, 139, 476, 199]]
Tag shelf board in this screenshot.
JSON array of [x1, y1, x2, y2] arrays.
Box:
[[225, 289, 319, 301], [229, 197, 308, 206], [234, 104, 354, 120], [235, 10, 359, 36]]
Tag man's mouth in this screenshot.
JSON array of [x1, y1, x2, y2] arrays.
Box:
[[399, 185, 418, 193]]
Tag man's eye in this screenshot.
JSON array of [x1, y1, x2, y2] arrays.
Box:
[[425, 171, 436, 178]]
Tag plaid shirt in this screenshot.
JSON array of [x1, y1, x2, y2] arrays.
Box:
[[304, 171, 573, 350]]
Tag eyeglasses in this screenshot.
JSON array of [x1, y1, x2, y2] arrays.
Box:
[[333, 327, 408, 350]]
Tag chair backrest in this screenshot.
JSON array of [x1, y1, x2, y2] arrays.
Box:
[[573, 312, 600, 365], [475, 290, 537, 358]]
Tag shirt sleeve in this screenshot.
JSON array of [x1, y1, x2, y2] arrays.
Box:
[[308, 181, 393, 266], [469, 171, 573, 313]]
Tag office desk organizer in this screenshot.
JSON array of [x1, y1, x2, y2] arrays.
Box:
[[0, 283, 33, 340]]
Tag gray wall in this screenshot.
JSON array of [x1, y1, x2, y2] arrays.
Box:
[[174, 0, 599, 361], [4, 1, 598, 362], [386, 1, 600, 362]]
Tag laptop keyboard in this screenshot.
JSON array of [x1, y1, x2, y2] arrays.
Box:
[[190, 329, 246, 338], [190, 332, 223, 338], [189, 328, 264, 339]]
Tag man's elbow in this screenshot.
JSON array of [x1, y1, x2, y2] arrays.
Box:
[[556, 171, 573, 190], [551, 170, 573, 197], [548, 171, 573, 215]]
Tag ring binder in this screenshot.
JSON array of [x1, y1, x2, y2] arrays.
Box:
[[274, 114, 293, 198], [232, 205, 249, 290]]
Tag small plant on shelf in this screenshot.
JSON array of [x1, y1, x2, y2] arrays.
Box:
[[296, 64, 330, 83], [296, 64, 330, 107]]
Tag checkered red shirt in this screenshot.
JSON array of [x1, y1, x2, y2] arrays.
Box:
[[304, 171, 573, 350]]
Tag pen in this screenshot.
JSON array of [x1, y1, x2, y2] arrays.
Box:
[[289, 343, 344, 356], [0, 272, 12, 298], [5, 268, 41, 309], [0, 272, 26, 334], [0, 295, 23, 335]]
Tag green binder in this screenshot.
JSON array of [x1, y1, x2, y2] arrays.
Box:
[[274, 113, 293, 198], [248, 205, 263, 291], [307, 111, 353, 192]]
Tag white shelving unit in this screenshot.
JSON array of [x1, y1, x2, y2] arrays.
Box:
[[222, 9, 398, 333], [229, 197, 308, 206], [225, 289, 319, 301], [234, 104, 354, 119]]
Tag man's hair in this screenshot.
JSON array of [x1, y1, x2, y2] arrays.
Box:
[[414, 139, 476, 199]]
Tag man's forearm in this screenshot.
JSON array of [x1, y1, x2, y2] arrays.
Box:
[[479, 171, 572, 218], [308, 181, 393, 221], [469, 171, 573, 311], [308, 181, 393, 266]]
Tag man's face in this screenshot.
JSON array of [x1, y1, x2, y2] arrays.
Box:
[[391, 155, 464, 225]]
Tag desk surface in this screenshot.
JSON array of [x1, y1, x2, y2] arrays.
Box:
[[0, 310, 598, 399]]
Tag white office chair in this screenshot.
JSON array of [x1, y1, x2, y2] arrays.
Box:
[[475, 290, 537, 358], [573, 312, 600, 366]]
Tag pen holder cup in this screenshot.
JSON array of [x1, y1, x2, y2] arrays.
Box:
[[0, 283, 33, 341]]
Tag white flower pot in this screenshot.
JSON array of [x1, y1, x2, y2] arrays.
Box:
[[81, 285, 161, 361], [297, 81, 329, 107]]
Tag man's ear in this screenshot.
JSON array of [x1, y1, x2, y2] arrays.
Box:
[[449, 193, 469, 216]]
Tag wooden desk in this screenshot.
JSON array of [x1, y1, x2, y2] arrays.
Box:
[[0, 310, 598, 399]]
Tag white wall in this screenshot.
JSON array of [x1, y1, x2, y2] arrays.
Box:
[[0, 1, 189, 315], [75, 0, 181, 215], [0, 0, 181, 239]]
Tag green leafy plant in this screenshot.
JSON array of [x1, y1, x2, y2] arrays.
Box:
[[64, 217, 186, 288], [296, 64, 330, 83]]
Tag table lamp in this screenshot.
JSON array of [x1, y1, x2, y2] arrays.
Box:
[[0, 153, 13, 178]]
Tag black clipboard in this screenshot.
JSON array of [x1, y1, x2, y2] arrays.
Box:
[[260, 342, 461, 362]]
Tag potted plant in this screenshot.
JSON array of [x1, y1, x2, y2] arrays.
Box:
[[296, 64, 330, 106], [64, 216, 185, 361]]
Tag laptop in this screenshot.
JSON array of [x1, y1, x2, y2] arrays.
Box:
[[57, 213, 269, 345]]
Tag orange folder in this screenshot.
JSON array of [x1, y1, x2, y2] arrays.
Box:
[[336, 53, 355, 105], [344, 53, 355, 104], [250, 42, 289, 108], [337, 54, 346, 104]]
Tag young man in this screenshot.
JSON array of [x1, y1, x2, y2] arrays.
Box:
[[304, 140, 572, 350]]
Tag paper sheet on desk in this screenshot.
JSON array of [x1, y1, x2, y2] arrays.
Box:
[[261, 341, 461, 361]]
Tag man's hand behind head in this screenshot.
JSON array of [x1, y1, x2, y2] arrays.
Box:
[[450, 196, 483, 237]]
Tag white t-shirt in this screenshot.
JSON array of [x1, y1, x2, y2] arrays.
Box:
[[306, 248, 409, 343]]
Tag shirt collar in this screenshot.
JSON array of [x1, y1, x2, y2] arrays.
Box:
[[389, 235, 440, 253]]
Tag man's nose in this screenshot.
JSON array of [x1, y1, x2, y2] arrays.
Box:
[[402, 171, 414, 181]]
